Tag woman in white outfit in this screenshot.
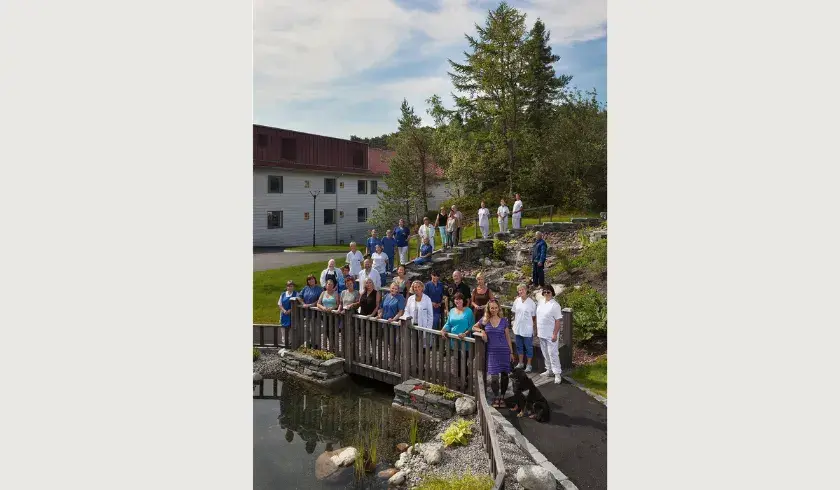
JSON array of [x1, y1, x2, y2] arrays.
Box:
[[477, 201, 490, 239], [403, 280, 434, 350], [512, 193, 523, 229], [535, 285, 564, 384], [418, 216, 435, 251], [497, 199, 510, 234]]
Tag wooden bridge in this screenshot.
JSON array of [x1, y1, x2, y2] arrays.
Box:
[[254, 302, 573, 394]]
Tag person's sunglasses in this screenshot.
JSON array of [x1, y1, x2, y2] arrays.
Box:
[[542, 291, 551, 295]]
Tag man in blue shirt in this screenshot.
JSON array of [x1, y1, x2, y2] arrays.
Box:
[[531, 231, 548, 288], [365, 229, 382, 258], [393, 218, 410, 266], [424, 269, 445, 331], [381, 229, 398, 275]]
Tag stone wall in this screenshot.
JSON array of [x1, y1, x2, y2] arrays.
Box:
[[392, 379, 460, 420], [276, 350, 347, 385]]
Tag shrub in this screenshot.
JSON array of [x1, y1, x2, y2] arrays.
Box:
[[441, 418, 474, 447], [520, 264, 532, 278], [522, 230, 536, 241], [503, 271, 518, 281], [492, 239, 506, 260], [296, 346, 336, 360], [580, 238, 607, 274], [558, 285, 607, 342], [427, 383, 460, 400], [414, 471, 494, 490], [253, 348, 260, 361]]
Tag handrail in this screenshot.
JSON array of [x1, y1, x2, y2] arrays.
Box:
[[474, 347, 507, 489]]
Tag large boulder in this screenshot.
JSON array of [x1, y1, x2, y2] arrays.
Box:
[[455, 397, 477, 416], [388, 470, 406, 486], [516, 465, 556, 490], [421, 443, 443, 465], [378, 468, 399, 479], [329, 447, 357, 467]]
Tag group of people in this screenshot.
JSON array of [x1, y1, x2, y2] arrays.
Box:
[[477, 192, 525, 239]]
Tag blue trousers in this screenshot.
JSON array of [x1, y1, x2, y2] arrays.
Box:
[[532, 261, 545, 287]]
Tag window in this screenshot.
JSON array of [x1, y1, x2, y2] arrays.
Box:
[[357, 208, 368, 222], [268, 175, 282, 193], [256, 134, 268, 147], [370, 180, 378, 194], [324, 178, 336, 194], [267, 211, 283, 229], [357, 180, 368, 194], [324, 209, 336, 225], [352, 149, 364, 168], [281, 138, 297, 161]]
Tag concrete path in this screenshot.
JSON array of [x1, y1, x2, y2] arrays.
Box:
[[488, 371, 607, 490], [253, 251, 343, 272]]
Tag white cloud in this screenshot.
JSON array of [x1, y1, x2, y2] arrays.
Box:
[[254, 0, 606, 137]]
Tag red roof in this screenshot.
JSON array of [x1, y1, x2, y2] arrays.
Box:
[[368, 148, 444, 178]]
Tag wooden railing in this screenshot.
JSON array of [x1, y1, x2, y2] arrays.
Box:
[[253, 303, 478, 393], [473, 335, 506, 490]]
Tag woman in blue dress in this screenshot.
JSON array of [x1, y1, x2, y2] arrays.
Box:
[[472, 298, 515, 408], [277, 280, 297, 346]]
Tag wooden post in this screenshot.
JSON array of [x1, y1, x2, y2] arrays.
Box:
[[400, 318, 410, 381], [560, 308, 574, 368], [344, 311, 353, 371]]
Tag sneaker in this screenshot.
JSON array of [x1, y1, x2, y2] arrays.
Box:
[[554, 375, 562, 384], [515, 363, 524, 370], [541, 369, 553, 377], [524, 365, 533, 373]]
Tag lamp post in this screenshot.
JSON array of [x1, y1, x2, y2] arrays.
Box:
[[309, 190, 320, 247]]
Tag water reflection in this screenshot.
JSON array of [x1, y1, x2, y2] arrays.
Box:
[[253, 374, 434, 490]]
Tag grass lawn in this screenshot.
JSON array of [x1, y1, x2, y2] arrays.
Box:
[[568, 356, 607, 398], [459, 213, 601, 241], [254, 260, 328, 323]]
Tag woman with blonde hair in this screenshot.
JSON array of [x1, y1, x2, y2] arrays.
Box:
[[472, 298, 514, 407], [470, 272, 495, 319]]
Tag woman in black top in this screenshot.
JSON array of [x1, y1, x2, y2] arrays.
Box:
[[435, 207, 449, 249], [358, 278, 381, 316]]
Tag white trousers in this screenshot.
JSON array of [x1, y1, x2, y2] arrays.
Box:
[[512, 215, 521, 229], [480, 222, 489, 238], [398, 246, 409, 265], [539, 336, 562, 375], [498, 218, 508, 233]]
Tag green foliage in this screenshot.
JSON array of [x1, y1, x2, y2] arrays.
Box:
[[296, 346, 335, 361], [253, 348, 260, 362], [520, 264, 532, 278], [440, 418, 474, 447], [558, 285, 607, 342], [522, 230, 536, 241], [427, 383, 460, 401], [414, 470, 494, 490], [353, 425, 381, 478], [569, 356, 607, 398], [503, 271, 518, 281], [579, 239, 607, 274], [492, 239, 507, 260], [353, 444, 366, 480], [409, 415, 419, 447], [350, 133, 394, 149]]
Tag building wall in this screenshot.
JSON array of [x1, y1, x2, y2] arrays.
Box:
[[254, 168, 384, 247]]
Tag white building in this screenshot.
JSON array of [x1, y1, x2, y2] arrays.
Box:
[[253, 125, 456, 248]]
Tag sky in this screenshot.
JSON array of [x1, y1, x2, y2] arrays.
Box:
[[254, 0, 606, 140]]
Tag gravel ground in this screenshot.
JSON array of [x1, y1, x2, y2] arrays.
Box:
[[253, 352, 285, 377], [494, 419, 537, 490], [401, 416, 491, 488]]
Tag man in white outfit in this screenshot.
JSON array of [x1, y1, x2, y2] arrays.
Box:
[[512, 193, 523, 229], [497, 199, 510, 234], [535, 285, 563, 384], [357, 259, 381, 290]]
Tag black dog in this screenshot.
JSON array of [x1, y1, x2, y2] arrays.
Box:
[[510, 367, 551, 422]]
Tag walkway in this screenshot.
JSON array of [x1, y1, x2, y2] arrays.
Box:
[[253, 250, 340, 271], [490, 371, 607, 490]]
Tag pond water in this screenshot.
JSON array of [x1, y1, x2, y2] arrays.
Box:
[[254, 374, 437, 489]]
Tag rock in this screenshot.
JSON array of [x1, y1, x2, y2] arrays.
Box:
[[395, 451, 411, 469], [378, 468, 399, 479], [516, 465, 556, 490], [455, 397, 477, 416], [330, 447, 357, 467], [395, 443, 409, 453], [388, 470, 406, 486], [421, 443, 443, 465], [253, 372, 262, 381], [277, 348, 288, 357]]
